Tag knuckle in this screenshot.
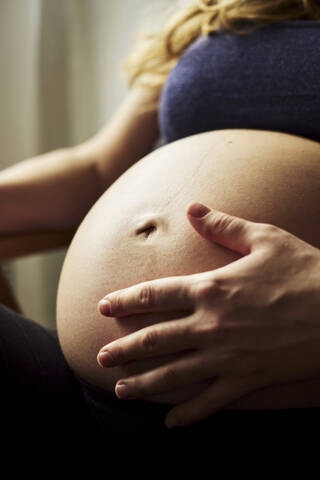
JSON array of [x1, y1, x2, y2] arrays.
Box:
[[210, 212, 235, 235], [191, 277, 221, 302], [218, 349, 260, 375], [162, 365, 179, 387], [194, 314, 222, 340], [255, 222, 282, 244], [111, 294, 124, 314], [254, 223, 294, 256], [177, 277, 192, 302], [263, 222, 281, 235], [138, 284, 155, 307], [141, 329, 158, 352]]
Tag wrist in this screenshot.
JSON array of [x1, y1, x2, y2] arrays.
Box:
[[0, 172, 44, 236]]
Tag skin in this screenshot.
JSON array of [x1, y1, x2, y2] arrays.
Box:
[[99, 203, 320, 427], [0, 87, 159, 236], [56, 128, 320, 422]]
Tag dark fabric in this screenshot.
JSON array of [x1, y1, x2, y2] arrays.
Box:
[[158, 20, 320, 144], [0, 303, 97, 444], [78, 375, 320, 445], [1, 302, 320, 450]]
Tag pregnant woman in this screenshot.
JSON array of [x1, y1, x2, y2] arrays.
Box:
[[1, 0, 320, 444]]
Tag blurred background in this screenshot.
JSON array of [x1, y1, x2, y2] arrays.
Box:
[[0, 0, 173, 328]]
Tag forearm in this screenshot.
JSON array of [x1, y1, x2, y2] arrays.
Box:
[[227, 378, 320, 410], [0, 147, 103, 235], [0, 87, 159, 236]]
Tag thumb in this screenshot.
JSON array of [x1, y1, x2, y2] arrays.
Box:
[[186, 202, 256, 255]]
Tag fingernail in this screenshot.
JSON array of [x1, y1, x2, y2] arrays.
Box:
[[115, 381, 132, 399], [99, 299, 112, 316], [97, 350, 114, 367], [187, 203, 211, 218]]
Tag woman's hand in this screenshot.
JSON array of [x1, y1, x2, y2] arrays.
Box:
[[97, 202, 320, 427]]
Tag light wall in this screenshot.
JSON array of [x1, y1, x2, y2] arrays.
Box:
[[0, 0, 172, 327]]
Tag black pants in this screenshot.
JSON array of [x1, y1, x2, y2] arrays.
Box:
[[1, 302, 320, 451]]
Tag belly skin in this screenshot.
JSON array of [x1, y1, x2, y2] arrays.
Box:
[[56, 129, 320, 404]]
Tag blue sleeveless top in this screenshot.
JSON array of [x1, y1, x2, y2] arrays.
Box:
[[158, 20, 320, 144]]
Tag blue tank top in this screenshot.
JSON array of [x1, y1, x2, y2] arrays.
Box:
[[158, 20, 320, 144]]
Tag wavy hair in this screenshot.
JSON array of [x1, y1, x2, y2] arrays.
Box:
[[122, 0, 320, 107]]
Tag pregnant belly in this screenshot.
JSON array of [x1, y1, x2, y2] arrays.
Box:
[[56, 129, 320, 404]]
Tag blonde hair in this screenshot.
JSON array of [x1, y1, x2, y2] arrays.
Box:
[[122, 0, 320, 107]]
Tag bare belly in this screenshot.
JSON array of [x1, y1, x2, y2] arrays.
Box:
[[56, 129, 320, 404]]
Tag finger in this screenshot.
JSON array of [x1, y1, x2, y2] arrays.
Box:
[[97, 316, 195, 367], [112, 350, 216, 399], [98, 275, 195, 317], [165, 376, 256, 428], [186, 202, 258, 255]]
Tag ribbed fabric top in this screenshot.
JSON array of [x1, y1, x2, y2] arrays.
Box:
[[158, 20, 320, 144]]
